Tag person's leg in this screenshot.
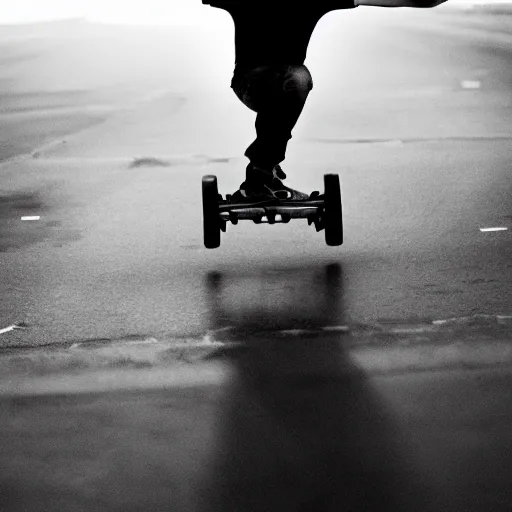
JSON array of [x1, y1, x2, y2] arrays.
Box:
[[231, 64, 313, 172]]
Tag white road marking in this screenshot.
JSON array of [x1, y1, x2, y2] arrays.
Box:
[[0, 325, 18, 334], [480, 227, 508, 232], [21, 216, 40, 221], [461, 80, 481, 89]]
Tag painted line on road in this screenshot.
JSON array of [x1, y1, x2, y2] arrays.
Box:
[[21, 216, 41, 221], [461, 80, 481, 89], [480, 227, 508, 232], [0, 324, 26, 335], [0, 325, 17, 335]]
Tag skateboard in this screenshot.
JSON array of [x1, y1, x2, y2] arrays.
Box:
[[202, 174, 343, 249]]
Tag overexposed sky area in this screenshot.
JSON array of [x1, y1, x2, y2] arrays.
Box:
[[0, 0, 509, 25], [0, 0, 213, 25]]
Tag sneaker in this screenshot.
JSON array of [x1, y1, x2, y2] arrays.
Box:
[[230, 163, 309, 202]]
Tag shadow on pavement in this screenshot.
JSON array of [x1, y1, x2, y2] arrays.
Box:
[[199, 264, 433, 512]]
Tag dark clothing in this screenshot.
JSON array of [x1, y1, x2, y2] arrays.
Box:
[[204, 1, 357, 68], [202, 1, 357, 170], [229, 6, 342, 66], [231, 64, 314, 169], [214, 1, 356, 67]]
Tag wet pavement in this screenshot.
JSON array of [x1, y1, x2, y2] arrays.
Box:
[[1, 326, 512, 512], [1, 264, 512, 511], [0, 8, 511, 511]]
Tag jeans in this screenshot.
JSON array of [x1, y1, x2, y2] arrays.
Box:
[[231, 64, 313, 170]]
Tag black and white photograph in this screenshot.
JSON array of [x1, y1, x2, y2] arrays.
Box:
[[0, 0, 511, 510]]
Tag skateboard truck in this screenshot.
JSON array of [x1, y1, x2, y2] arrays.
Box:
[[202, 174, 343, 249]]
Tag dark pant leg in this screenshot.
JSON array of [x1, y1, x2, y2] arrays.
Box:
[[231, 64, 313, 170]]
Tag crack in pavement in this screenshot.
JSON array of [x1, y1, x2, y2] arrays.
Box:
[[307, 135, 512, 145]]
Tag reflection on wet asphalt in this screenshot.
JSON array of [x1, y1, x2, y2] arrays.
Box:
[[0, 264, 510, 511], [198, 265, 432, 512], [204, 264, 345, 333]]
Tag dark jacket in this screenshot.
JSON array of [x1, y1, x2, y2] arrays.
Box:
[[202, 1, 357, 66]]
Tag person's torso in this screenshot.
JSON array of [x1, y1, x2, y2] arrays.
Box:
[[219, 3, 355, 66]]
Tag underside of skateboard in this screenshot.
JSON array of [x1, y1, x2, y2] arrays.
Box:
[[202, 174, 343, 249]]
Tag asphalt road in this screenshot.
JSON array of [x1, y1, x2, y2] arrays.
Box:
[[0, 6, 511, 512], [0, 8, 511, 347]]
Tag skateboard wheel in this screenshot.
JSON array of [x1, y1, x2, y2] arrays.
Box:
[[229, 211, 239, 225], [323, 174, 343, 246], [202, 175, 221, 249]]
